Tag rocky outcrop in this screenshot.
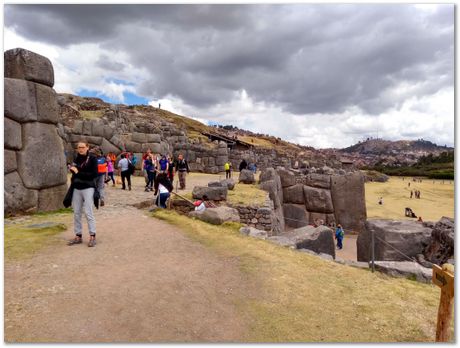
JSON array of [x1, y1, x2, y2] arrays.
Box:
[[192, 186, 228, 201], [373, 261, 432, 283], [4, 48, 67, 215], [357, 219, 432, 262], [423, 217, 454, 265], [188, 206, 240, 225]]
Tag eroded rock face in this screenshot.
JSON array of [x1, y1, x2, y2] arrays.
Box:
[[331, 172, 366, 233], [283, 184, 305, 204], [5, 48, 54, 87], [373, 261, 432, 283], [423, 217, 454, 265], [17, 122, 67, 189], [4, 48, 67, 215], [357, 219, 432, 262]]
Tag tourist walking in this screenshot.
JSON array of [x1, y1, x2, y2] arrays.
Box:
[[335, 224, 344, 250], [224, 161, 232, 179], [142, 149, 152, 186], [105, 155, 115, 186], [95, 148, 107, 206], [67, 142, 98, 247], [176, 154, 190, 190], [167, 155, 175, 182], [144, 153, 155, 191], [154, 171, 173, 208], [410, 190, 413, 199], [118, 154, 132, 190]]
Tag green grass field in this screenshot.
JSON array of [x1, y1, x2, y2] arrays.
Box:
[[366, 177, 454, 222]]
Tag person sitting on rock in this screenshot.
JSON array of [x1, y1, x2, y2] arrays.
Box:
[[193, 195, 216, 212]]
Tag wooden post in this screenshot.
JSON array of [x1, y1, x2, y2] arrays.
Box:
[[432, 264, 454, 342], [371, 229, 375, 273]]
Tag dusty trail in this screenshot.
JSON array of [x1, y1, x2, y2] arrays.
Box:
[[5, 176, 256, 343]]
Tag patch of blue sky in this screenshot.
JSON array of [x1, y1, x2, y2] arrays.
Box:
[[77, 89, 149, 106]]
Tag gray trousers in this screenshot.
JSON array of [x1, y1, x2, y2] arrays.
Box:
[[96, 175, 105, 201], [72, 187, 96, 236]]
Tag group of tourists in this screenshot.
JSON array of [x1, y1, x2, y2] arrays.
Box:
[[410, 190, 421, 199], [65, 142, 191, 248]]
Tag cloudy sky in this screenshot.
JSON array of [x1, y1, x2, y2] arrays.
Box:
[[4, 4, 454, 149]]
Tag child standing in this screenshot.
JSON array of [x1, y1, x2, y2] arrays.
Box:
[[105, 155, 115, 186], [335, 224, 344, 250]]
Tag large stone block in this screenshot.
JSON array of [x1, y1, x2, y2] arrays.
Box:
[[192, 186, 228, 201], [4, 171, 38, 215], [303, 186, 333, 213], [4, 117, 22, 150], [146, 133, 161, 143], [17, 122, 67, 189], [189, 206, 240, 225], [101, 138, 121, 155], [132, 132, 147, 143], [103, 125, 114, 140], [305, 173, 331, 189], [259, 167, 277, 183], [283, 184, 305, 204], [216, 155, 227, 166], [277, 168, 296, 187], [423, 217, 454, 265], [309, 212, 327, 224], [4, 78, 37, 122], [294, 225, 336, 258], [125, 141, 142, 153], [239, 169, 255, 184], [82, 120, 92, 135], [91, 120, 105, 137], [373, 261, 432, 283], [283, 203, 309, 228], [38, 184, 68, 212], [87, 136, 103, 146], [357, 219, 432, 262], [331, 172, 367, 233], [5, 150, 17, 174], [35, 84, 59, 124], [4, 48, 54, 87], [73, 120, 83, 134]]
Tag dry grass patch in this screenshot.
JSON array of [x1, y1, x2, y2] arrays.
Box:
[[366, 177, 454, 221], [152, 210, 442, 342], [80, 110, 104, 119], [227, 183, 267, 206]]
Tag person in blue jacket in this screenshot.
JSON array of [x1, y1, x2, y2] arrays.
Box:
[[335, 224, 344, 250]]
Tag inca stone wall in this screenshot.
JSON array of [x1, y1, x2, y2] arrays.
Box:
[[4, 48, 67, 215], [260, 167, 367, 233]]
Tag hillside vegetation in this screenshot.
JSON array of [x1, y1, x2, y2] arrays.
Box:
[[369, 151, 454, 179]]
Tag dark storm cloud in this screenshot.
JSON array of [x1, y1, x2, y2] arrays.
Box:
[[5, 4, 454, 115]]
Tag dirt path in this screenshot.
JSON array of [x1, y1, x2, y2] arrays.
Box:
[[5, 175, 256, 343]]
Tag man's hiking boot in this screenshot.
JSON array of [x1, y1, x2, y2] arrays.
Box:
[[128, 186, 132, 191], [67, 237, 82, 246], [100, 200, 105, 207], [88, 237, 96, 247]]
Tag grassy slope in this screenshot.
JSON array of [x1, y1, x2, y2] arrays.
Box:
[[152, 210, 444, 342], [5, 210, 71, 261], [365, 177, 454, 221]]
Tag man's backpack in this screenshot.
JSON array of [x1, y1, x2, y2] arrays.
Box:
[[128, 160, 136, 175]]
